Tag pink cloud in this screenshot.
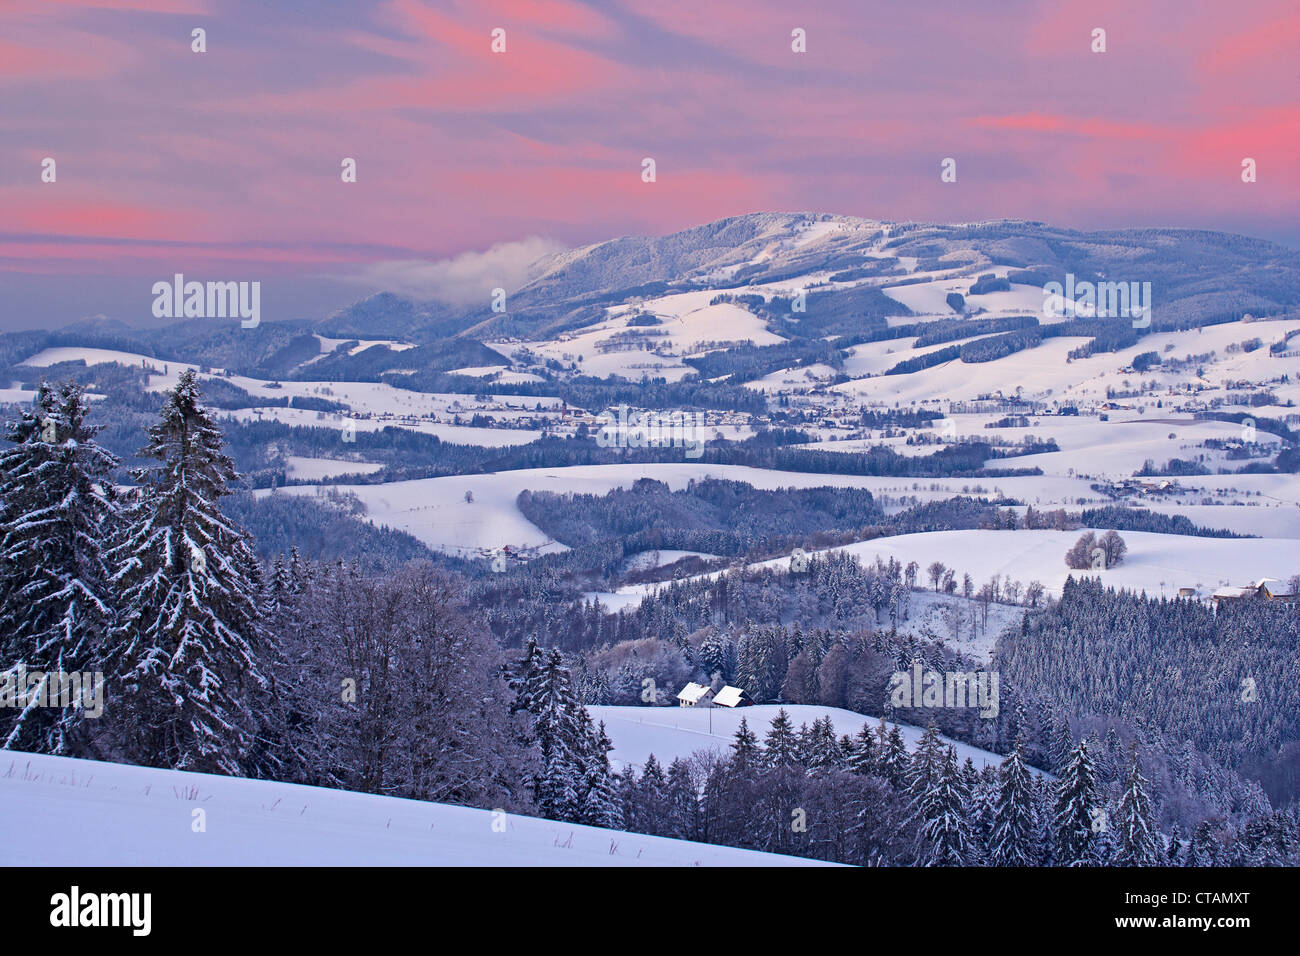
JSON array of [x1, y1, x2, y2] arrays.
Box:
[[1, 0, 1296, 296]]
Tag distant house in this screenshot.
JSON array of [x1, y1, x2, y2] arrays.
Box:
[[712, 685, 753, 708], [1255, 579, 1299, 603], [1212, 585, 1257, 607], [676, 682, 714, 708], [1210, 578, 1299, 608], [1177, 586, 1213, 605]]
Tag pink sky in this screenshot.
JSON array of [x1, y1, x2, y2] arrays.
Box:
[[1, 0, 1297, 326]]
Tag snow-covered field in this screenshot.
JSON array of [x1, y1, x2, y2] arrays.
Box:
[[823, 528, 1297, 598], [262, 457, 1298, 560], [880, 276, 1046, 317], [0, 752, 829, 866], [588, 528, 1299, 607], [225, 407, 542, 447], [284, 456, 384, 481], [622, 549, 720, 573], [19, 346, 563, 418], [589, 704, 1018, 775], [260, 463, 1091, 554], [446, 365, 545, 384], [18, 346, 562, 443], [309, 335, 416, 362]]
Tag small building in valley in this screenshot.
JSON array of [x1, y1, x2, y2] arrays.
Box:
[[712, 685, 754, 708], [1210, 578, 1300, 608], [677, 682, 714, 708]]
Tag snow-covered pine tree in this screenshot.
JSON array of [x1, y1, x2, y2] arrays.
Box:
[[1100, 726, 1124, 794], [905, 721, 946, 803], [903, 722, 948, 863], [1049, 711, 1074, 774], [577, 718, 621, 829], [879, 723, 909, 788], [730, 717, 760, 772], [915, 746, 975, 866], [1052, 739, 1100, 866], [664, 756, 698, 840], [633, 753, 668, 836], [107, 370, 271, 775], [520, 646, 596, 824], [506, 636, 545, 716], [988, 740, 1039, 866], [764, 708, 799, 769], [0, 382, 120, 755], [837, 732, 855, 766], [960, 756, 988, 863], [848, 723, 877, 776], [287, 544, 308, 593], [794, 721, 813, 765], [1112, 745, 1162, 866], [266, 553, 290, 619], [1188, 820, 1219, 866], [807, 717, 841, 774]]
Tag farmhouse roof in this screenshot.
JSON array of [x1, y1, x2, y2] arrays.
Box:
[[676, 682, 712, 703]]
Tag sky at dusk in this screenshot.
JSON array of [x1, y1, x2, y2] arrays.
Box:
[[1, 0, 1298, 329]]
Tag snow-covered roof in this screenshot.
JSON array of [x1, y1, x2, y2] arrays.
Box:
[[1259, 580, 1297, 597], [1212, 586, 1255, 599], [713, 685, 747, 707], [676, 682, 713, 703]]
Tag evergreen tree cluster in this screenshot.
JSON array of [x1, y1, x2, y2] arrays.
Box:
[[611, 711, 1298, 867], [998, 576, 1300, 803], [0, 373, 538, 811]]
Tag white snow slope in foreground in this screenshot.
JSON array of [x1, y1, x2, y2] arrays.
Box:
[[0, 752, 831, 867]]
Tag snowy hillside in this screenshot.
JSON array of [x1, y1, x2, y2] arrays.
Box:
[[589, 704, 1026, 775], [0, 752, 831, 866], [600, 528, 1297, 602]]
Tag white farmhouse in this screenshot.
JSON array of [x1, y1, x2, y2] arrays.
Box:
[[676, 682, 715, 708]]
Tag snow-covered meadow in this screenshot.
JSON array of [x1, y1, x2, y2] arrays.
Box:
[[0, 752, 830, 866], [588, 704, 1021, 777]]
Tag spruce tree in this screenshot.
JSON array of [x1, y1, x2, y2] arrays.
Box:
[[988, 740, 1039, 866], [577, 718, 621, 829], [848, 723, 877, 776], [287, 544, 308, 593], [1188, 820, 1219, 866], [879, 723, 909, 787], [1050, 711, 1075, 774], [807, 717, 842, 774], [0, 382, 120, 755], [764, 708, 799, 769], [730, 717, 760, 773], [1113, 746, 1161, 866], [906, 721, 947, 803], [1052, 739, 1101, 866], [107, 370, 270, 774], [916, 747, 974, 866], [506, 637, 545, 716], [664, 757, 698, 840], [528, 648, 585, 821], [634, 753, 668, 835]]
